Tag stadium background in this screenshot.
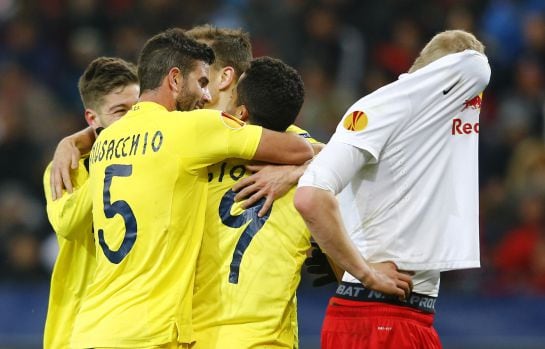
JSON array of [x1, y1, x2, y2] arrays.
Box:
[[1, 0, 545, 348]]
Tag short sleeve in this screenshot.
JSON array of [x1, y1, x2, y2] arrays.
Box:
[[183, 110, 263, 169], [330, 87, 411, 162], [286, 124, 321, 144]]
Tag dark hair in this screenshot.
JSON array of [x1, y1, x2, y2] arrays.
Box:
[[237, 57, 305, 131], [138, 28, 215, 92], [78, 56, 138, 110], [186, 24, 252, 78]]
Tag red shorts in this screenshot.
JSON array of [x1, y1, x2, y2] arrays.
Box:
[[321, 296, 442, 349]]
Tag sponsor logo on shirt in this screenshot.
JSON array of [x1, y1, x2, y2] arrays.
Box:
[[452, 92, 483, 135], [462, 93, 483, 111], [342, 111, 368, 132], [452, 118, 479, 135]]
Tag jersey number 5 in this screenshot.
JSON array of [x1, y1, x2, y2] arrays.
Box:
[[219, 189, 271, 284], [98, 164, 138, 264]]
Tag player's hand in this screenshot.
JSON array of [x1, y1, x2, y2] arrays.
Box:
[[363, 262, 414, 301], [50, 137, 80, 200], [232, 164, 297, 217], [305, 241, 339, 287]]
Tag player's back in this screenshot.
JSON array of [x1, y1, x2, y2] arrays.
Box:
[[333, 50, 490, 273], [72, 102, 261, 348], [192, 158, 311, 348]]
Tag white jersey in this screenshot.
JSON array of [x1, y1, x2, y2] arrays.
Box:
[[324, 50, 490, 277]]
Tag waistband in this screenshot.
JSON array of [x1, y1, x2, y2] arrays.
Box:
[[334, 281, 437, 313]]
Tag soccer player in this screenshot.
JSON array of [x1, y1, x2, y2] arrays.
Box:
[[294, 30, 491, 348], [186, 26, 320, 347], [42, 56, 139, 349], [192, 56, 312, 348], [186, 24, 320, 213], [185, 24, 251, 112], [70, 28, 312, 349]]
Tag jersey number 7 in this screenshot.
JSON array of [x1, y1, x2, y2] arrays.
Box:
[[98, 164, 138, 264], [219, 189, 271, 284]]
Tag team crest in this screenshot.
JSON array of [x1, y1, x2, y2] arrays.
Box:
[[343, 111, 368, 132]]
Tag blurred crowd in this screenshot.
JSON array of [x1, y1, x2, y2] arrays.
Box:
[[1, 0, 545, 296]]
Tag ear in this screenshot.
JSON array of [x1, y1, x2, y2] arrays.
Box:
[[236, 105, 249, 122], [84, 109, 99, 128], [167, 67, 182, 92], [218, 66, 236, 91]]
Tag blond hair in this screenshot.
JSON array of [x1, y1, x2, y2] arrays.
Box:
[[409, 30, 485, 73]]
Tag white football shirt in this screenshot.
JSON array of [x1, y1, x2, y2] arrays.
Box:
[[301, 50, 490, 284]]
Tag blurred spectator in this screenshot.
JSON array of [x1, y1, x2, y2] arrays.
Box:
[[297, 60, 351, 141], [522, 12, 545, 65], [1, 225, 49, 282], [373, 18, 422, 78], [0, 0, 543, 298], [505, 139, 545, 197], [492, 191, 545, 294], [0, 182, 48, 282]]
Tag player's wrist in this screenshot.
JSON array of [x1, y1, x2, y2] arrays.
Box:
[[288, 164, 308, 185], [356, 266, 374, 288], [71, 127, 96, 154]]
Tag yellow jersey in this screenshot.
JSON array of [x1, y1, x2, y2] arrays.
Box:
[[43, 159, 96, 349], [192, 125, 315, 349], [72, 102, 262, 348]]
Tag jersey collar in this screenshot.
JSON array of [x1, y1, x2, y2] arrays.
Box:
[[130, 101, 168, 114]]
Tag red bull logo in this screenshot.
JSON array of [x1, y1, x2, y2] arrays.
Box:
[[462, 93, 483, 111], [452, 118, 479, 135]]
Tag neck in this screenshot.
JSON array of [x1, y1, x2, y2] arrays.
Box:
[[139, 89, 176, 111], [206, 83, 235, 111], [214, 90, 232, 111]]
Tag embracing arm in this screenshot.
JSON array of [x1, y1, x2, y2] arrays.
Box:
[[44, 163, 92, 240], [233, 139, 324, 215], [50, 127, 96, 200], [252, 129, 313, 165]]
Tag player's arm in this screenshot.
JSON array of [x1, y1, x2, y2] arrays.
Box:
[[234, 143, 324, 203], [252, 128, 313, 165], [294, 141, 413, 299], [233, 125, 324, 215], [44, 162, 92, 240], [50, 127, 96, 200]]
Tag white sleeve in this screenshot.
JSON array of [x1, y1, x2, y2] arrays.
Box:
[[298, 141, 372, 194], [459, 50, 491, 97]]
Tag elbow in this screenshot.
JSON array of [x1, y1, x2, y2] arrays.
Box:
[[294, 186, 319, 219], [294, 142, 314, 164]]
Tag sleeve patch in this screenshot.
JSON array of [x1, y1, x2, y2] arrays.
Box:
[[221, 111, 245, 129], [342, 111, 368, 132]]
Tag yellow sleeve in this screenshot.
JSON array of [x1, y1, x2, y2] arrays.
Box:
[[43, 160, 92, 241], [182, 110, 263, 169], [286, 124, 321, 144]]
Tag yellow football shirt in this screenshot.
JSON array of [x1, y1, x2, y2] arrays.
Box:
[[192, 126, 315, 349], [71, 102, 262, 348], [43, 159, 96, 349]]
